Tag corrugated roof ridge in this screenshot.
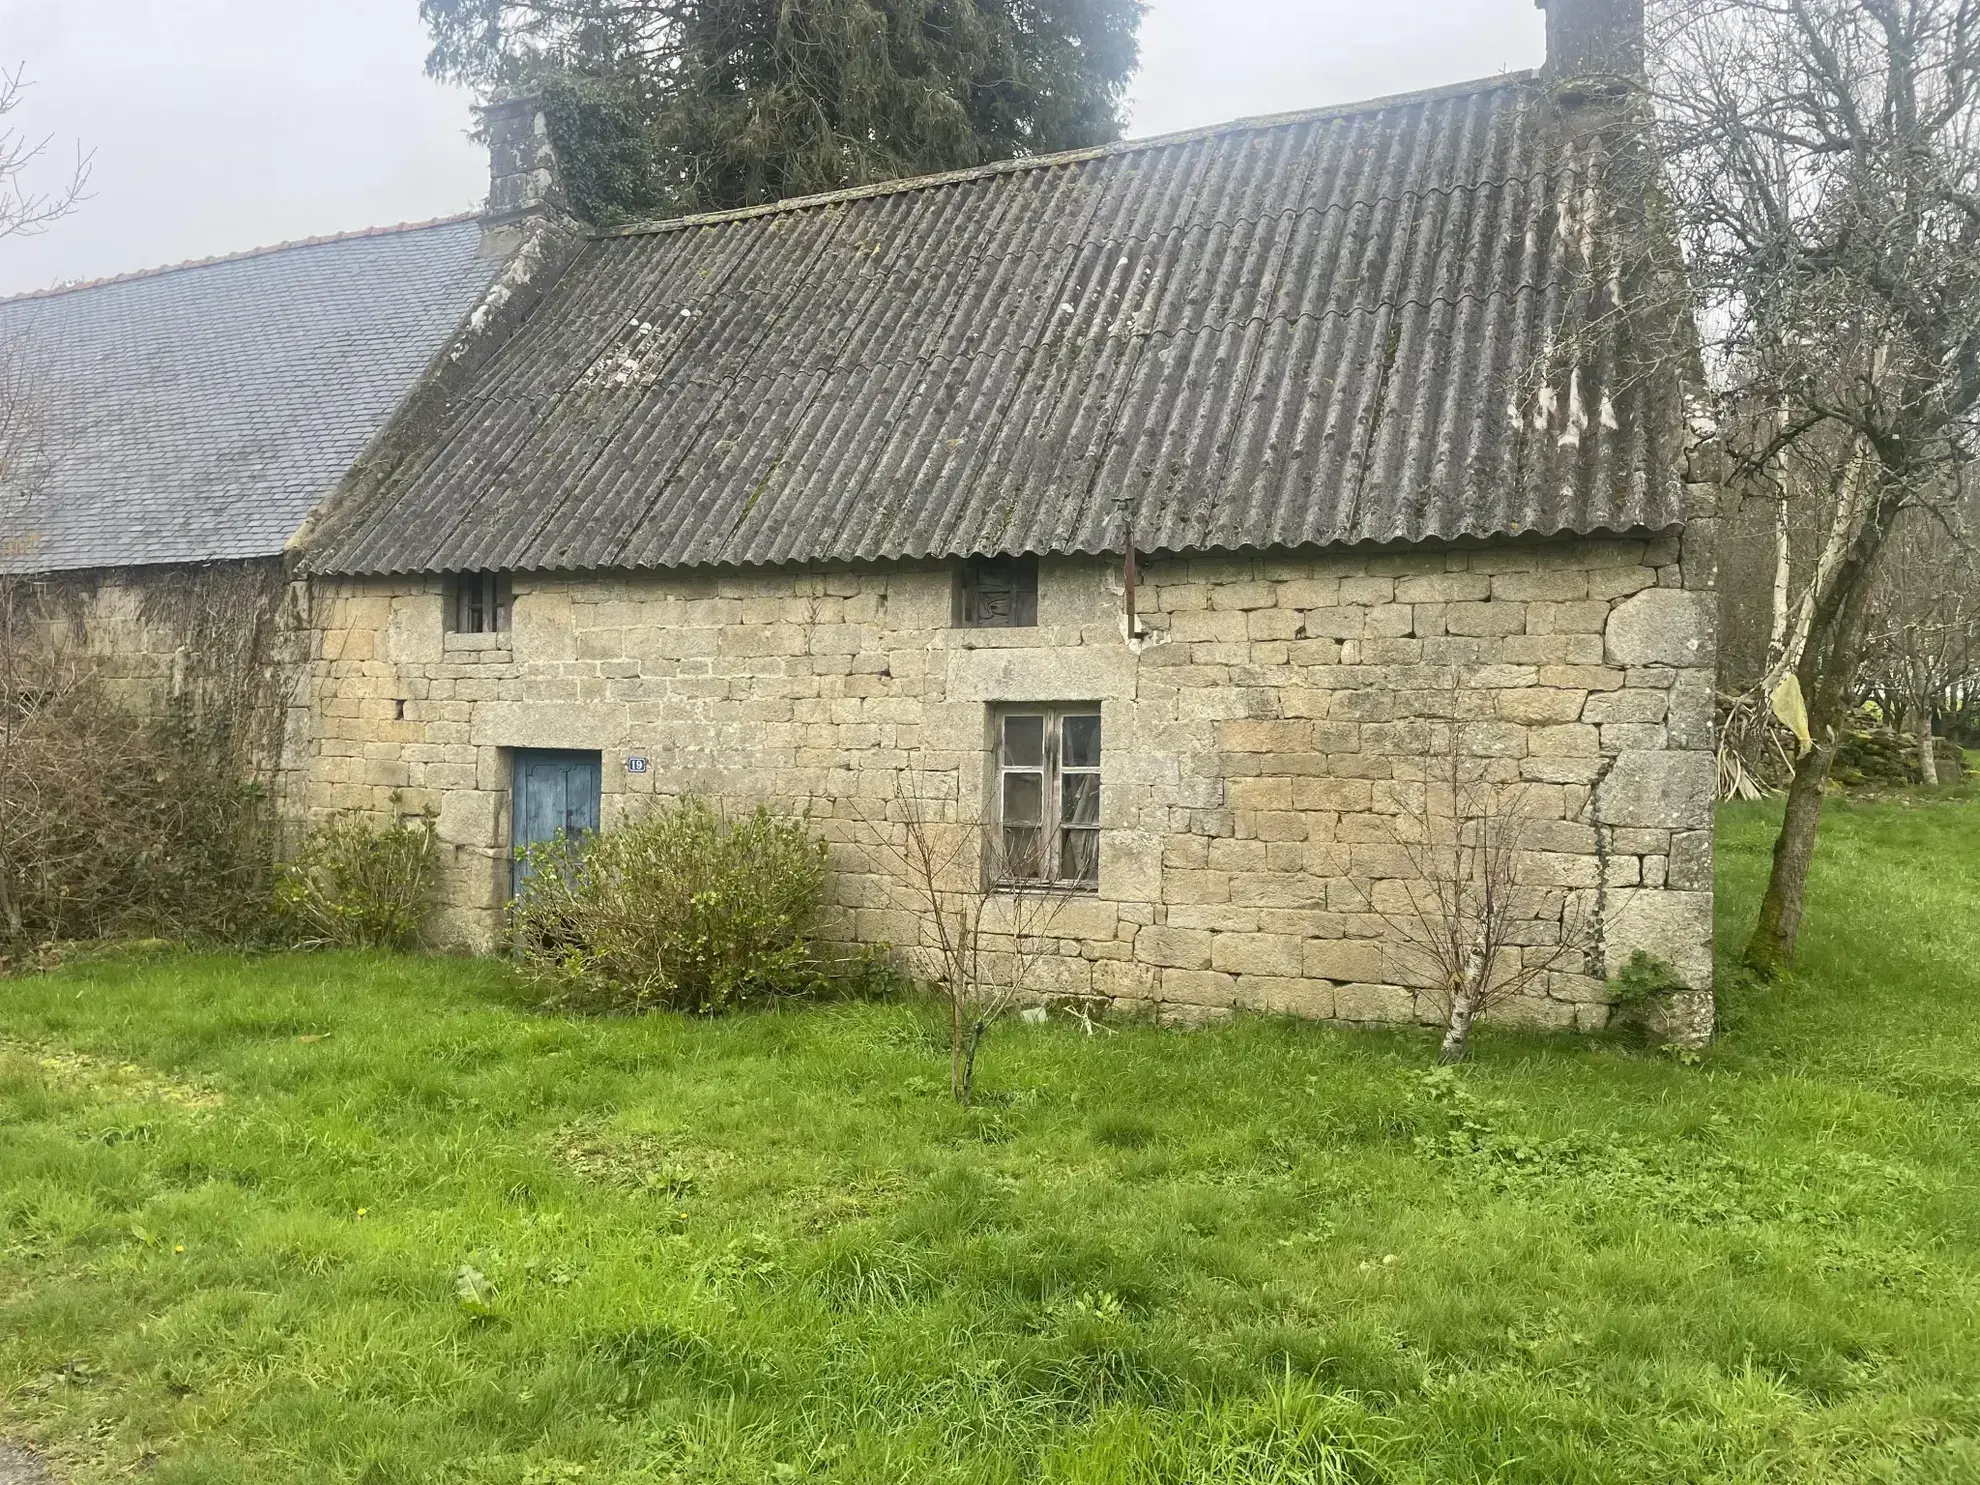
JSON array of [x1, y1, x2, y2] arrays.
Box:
[[604, 70, 1540, 241], [0, 213, 482, 306]]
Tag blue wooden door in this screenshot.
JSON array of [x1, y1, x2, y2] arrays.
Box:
[[512, 750, 601, 891]]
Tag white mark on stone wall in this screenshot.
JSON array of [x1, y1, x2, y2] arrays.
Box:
[[1120, 610, 1172, 653]]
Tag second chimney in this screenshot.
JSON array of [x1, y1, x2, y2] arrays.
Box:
[[480, 95, 569, 228], [1536, 0, 1645, 82]]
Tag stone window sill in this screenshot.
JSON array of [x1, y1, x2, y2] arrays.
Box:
[[938, 624, 1090, 650], [444, 630, 513, 654]]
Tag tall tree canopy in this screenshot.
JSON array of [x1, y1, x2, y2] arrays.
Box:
[[1647, 0, 1980, 972], [420, 0, 1145, 224]]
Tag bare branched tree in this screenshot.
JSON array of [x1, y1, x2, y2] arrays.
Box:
[[0, 62, 90, 566], [849, 773, 1079, 1105], [0, 62, 90, 943], [0, 64, 89, 243], [1856, 501, 1980, 782], [0, 83, 271, 950], [1384, 677, 1601, 1064], [1, 54, 91, 811], [0, 338, 56, 939], [1649, 0, 1980, 973]]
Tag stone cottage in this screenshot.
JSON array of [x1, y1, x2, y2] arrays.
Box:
[[295, 0, 1719, 1037]]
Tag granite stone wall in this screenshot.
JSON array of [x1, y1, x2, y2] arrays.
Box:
[[15, 560, 305, 786], [298, 535, 1717, 1040]]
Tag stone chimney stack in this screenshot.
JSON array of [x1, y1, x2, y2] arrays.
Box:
[[1536, 0, 1645, 83], [479, 95, 570, 230]]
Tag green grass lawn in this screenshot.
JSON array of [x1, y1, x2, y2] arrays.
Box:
[[3, 799, 1978, 1484]]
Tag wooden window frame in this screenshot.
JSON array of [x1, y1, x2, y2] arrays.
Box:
[[449, 571, 512, 634], [994, 705, 1102, 891], [958, 555, 1039, 629]]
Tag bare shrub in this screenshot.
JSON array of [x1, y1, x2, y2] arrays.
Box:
[[849, 774, 1080, 1105], [271, 807, 439, 951], [509, 796, 835, 1014], [0, 609, 272, 949], [1384, 680, 1599, 1064]]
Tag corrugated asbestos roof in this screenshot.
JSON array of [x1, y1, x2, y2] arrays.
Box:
[[0, 219, 501, 574], [311, 72, 1685, 577]]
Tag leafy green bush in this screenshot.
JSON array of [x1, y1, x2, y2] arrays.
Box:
[[508, 798, 842, 1014], [1603, 950, 1695, 1050], [1609, 950, 1688, 1012], [272, 807, 438, 951]]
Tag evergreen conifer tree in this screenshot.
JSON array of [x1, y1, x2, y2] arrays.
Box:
[[421, 0, 1144, 223]]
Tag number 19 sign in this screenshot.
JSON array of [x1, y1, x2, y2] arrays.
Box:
[[625, 756, 651, 775]]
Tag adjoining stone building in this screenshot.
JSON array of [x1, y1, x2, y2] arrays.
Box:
[[298, 0, 1719, 1037], [0, 88, 589, 772], [0, 213, 519, 772]]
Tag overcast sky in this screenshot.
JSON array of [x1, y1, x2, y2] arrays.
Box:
[[0, 0, 1547, 297]]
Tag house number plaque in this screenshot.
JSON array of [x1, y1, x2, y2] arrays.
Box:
[[625, 756, 651, 775]]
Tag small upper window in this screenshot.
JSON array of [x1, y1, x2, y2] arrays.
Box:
[[995, 706, 1102, 888], [449, 572, 512, 634], [959, 555, 1038, 628]]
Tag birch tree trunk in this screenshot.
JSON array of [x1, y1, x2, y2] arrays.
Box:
[[1770, 492, 1792, 662], [1437, 947, 1488, 1064]]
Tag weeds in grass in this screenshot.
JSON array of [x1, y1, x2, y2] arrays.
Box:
[[0, 800, 1976, 1482], [1048, 1385, 1382, 1484], [551, 1124, 720, 1197]]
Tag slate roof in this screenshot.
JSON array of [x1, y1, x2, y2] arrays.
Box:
[[0, 218, 501, 574], [311, 72, 1688, 577]]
